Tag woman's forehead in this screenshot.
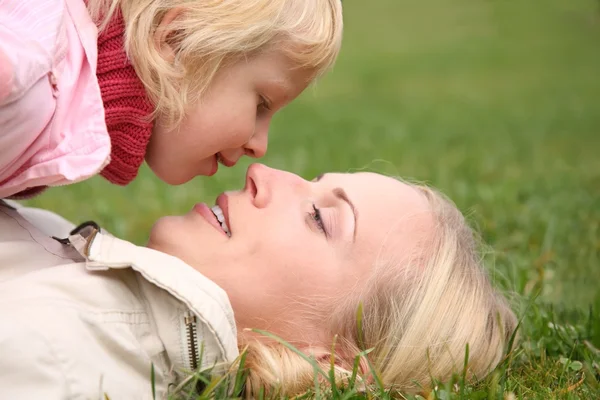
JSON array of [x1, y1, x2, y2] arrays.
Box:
[[323, 172, 431, 236], [324, 172, 420, 205]]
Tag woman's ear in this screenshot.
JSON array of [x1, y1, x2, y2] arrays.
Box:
[[153, 7, 185, 62]]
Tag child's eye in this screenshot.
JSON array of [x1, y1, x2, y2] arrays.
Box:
[[309, 204, 328, 237]]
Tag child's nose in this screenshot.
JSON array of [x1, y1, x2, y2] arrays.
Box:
[[244, 123, 269, 158]]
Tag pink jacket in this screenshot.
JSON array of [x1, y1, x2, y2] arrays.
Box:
[[0, 0, 111, 199]]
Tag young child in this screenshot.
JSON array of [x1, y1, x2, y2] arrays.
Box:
[[0, 0, 343, 199]]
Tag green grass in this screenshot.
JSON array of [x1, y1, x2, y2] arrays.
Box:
[[26, 0, 600, 397]]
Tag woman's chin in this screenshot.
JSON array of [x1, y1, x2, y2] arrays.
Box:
[[145, 216, 186, 253]]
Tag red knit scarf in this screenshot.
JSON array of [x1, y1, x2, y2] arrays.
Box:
[[96, 9, 155, 185]]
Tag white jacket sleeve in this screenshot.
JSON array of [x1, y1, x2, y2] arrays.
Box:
[[0, 316, 70, 398]]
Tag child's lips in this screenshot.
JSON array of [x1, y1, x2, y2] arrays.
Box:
[[207, 153, 236, 176], [217, 153, 237, 168], [207, 155, 218, 176]]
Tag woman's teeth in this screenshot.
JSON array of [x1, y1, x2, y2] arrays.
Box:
[[211, 205, 231, 237]]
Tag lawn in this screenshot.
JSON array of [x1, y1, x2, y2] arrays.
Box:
[[26, 0, 600, 398]]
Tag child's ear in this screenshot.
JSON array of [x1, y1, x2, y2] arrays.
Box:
[[153, 7, 185, 62]]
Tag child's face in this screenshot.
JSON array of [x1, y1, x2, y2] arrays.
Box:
[[146, 52, 314, 185]]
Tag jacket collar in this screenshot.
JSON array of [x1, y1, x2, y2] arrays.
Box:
[[67, 223, 239, 374]]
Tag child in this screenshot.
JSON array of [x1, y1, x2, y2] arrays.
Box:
[[0, 0, 343, 199]]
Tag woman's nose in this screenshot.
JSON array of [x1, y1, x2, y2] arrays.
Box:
[[246, 164, 270, 208], [246, 163, 305, 208]]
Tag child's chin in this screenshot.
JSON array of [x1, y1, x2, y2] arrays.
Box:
[[154, 164, 198, 185]]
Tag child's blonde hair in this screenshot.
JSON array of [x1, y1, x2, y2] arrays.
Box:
[[87, 0, 343, 124], [243, 183, 518, 397]]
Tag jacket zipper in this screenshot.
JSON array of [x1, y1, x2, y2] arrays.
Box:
[[184, 311, 200, 371]]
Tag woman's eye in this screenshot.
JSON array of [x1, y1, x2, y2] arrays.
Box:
[[309, 204, 328, 237]]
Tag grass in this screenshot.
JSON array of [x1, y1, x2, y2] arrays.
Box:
[[25, 0, 600, 398]]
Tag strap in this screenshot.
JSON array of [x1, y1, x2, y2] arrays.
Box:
[[54, 220, 101, 250]]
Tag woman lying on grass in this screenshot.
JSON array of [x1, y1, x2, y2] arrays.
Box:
[[0, 163, 517, 398]]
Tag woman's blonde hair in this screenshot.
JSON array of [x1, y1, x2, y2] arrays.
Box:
[[242, 183, 518, 397], [87, 0, 343, 124]]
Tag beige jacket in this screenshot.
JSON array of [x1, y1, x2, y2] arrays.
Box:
[[0, 201, 239, 399]]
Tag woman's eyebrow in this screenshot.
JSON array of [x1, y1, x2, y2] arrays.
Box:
[[333, 188, 357, 242], [314, 174, 358, 241]]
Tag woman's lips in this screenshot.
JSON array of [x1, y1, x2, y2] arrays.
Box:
[[216, 193, 230, 233], [193, 202, 229, 237]]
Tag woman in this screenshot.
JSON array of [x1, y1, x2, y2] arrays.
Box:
[[0, 164, 517, 398]]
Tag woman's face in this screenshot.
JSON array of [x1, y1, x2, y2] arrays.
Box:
[[148, 164, 433, 347]]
